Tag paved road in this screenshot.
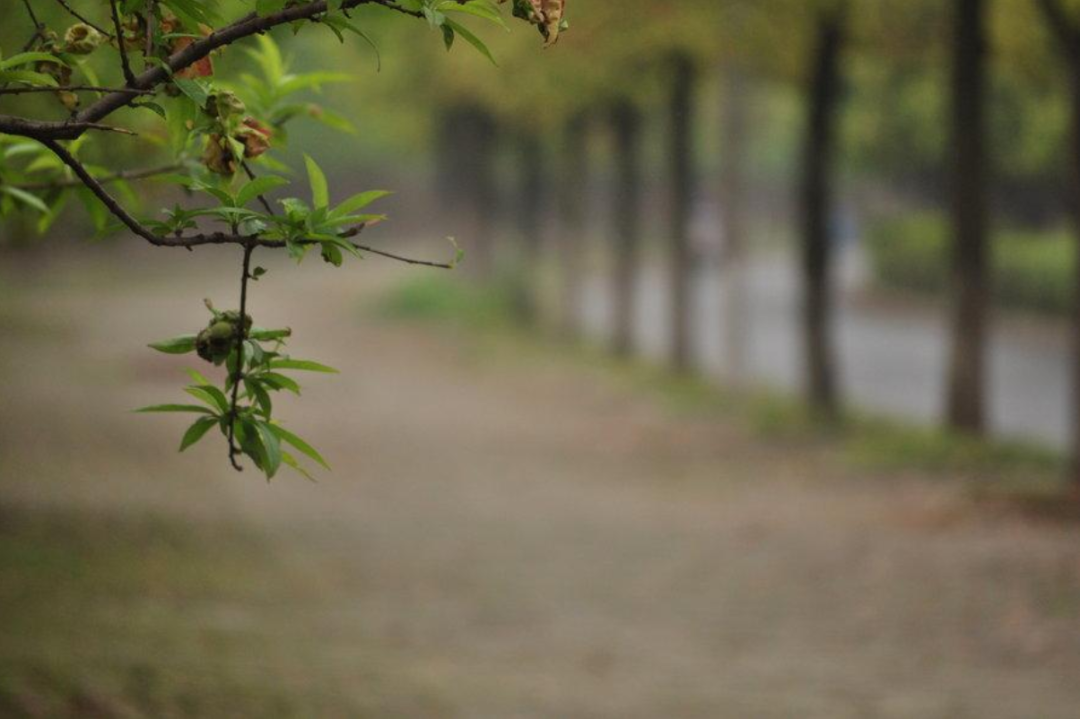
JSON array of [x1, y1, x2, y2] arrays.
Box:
[[580, 248, 1072, 449]]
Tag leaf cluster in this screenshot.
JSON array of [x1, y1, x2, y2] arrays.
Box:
[[141, 301, 334, 480]]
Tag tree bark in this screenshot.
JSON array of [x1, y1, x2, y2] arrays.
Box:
[[1068, 73, 1080, 486], [558, 113, 588, 339], [719, 66, 750, 385], [434, 107, 464, 215], [436, 105, 497, 276], [945, 0, 989, 434], [1035, 0, 1080, 485], [800, 7, 845, 417], [611, 99, 643, 357], [669, 53, 697, 372], [515, 130, 545, 321], [461, 105, 498, 277]]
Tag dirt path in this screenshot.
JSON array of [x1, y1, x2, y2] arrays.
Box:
[[2, 245, 1080, 718]]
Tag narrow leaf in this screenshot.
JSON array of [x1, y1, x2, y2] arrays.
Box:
[[136, 404, 215, 414], [148, 334, 197, 354], [267, 359, 339, 373], [304, 153, 329, 209], [179, 416, 217, 451]]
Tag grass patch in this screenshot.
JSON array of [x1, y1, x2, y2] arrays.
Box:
[[375, 271, 519, 330], [867, 212, 1075, 316], [0, 505, 388, 718], [373, 273, 1069, 491]]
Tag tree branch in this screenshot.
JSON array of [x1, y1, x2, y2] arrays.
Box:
[[0, 0, 438, 141], [226, 243, 255, 472], [145, 0, 156, 65], [53, 0, 114, 39], [241, 160, 276, 215], [39, 138, 454, 267], [0, 85, 155, 97], [19, 0, 47, 52], [110, 0, 138, 86], [14, 163, 180, 191], [349, 242, 455, 269]]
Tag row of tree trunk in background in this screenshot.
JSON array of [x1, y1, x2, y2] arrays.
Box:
[[436, 0, 1080, 486]]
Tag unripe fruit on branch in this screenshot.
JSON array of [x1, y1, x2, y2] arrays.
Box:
[[194, 311, 251, 365], [63, 24, 105, 55]]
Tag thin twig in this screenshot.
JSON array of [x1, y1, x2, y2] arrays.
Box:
[[53, 0, 114, 38], [241, 160, 276, 215], [350, 242, 454, 269], [226, 243, 255, 472], [15, 163, 180, 191], [0, 0, 433, 141], [145, 0, 156, 64], [19, 0, 46, 52], [73, 122, 137, 135], [109, 0, 137, 86], [36, 141, 457, 267], [0, 85, 154, 96]]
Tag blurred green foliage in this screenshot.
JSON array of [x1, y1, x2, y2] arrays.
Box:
[[868, 212, 1076, 315]]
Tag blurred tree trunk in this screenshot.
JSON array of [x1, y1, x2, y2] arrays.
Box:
[[558, 112, 589, 339], [945, 0, 989, 434], [1036, 0, 1080, 485], [719, 65, 750, 385], [442, 104, 497, 277], [434, 108, 462, 216], [611, 99, 642, 357], [515, 130, 545, 322], [800, 6, 846, 418], [669, 52, 697, 372]]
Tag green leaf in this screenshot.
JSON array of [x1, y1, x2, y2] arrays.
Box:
[[0, 70, 59, 87], [448, 236, 465, 268], [136, 404, 216, 414], [246, 378, 273, 418], [179, 416, 218, 451], [444, 0, 509, 28], [259, 372, 301, 395], [444, 18, 498, 65], [277, 72, 352, 95], [0, 186, 48, 213], [0, 52, 68, 71], [330, 190, 391, 219], [268, 424, 330, 470], [254, 421, 282, 478], [304, 153, 329, 209], [162, 0, 219, 26], [281, 451, 316, 482], [185, 384, 230, 413], [134, 101, 167, 119], [249, 327, 291, 342], [173, 77, 211, 108], [267, 359, 339, 373], [148, 334, 197, 354], [320, 242, 343, 267], [236, 175, 288, 208], [185, 368, 212, 385], [312, 107, 357, 135]]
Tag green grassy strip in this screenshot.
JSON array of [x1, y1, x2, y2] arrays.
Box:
[[374, 273, 1067, 493]]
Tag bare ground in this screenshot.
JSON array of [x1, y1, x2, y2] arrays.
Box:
[[2, 244, 1080, 718]]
